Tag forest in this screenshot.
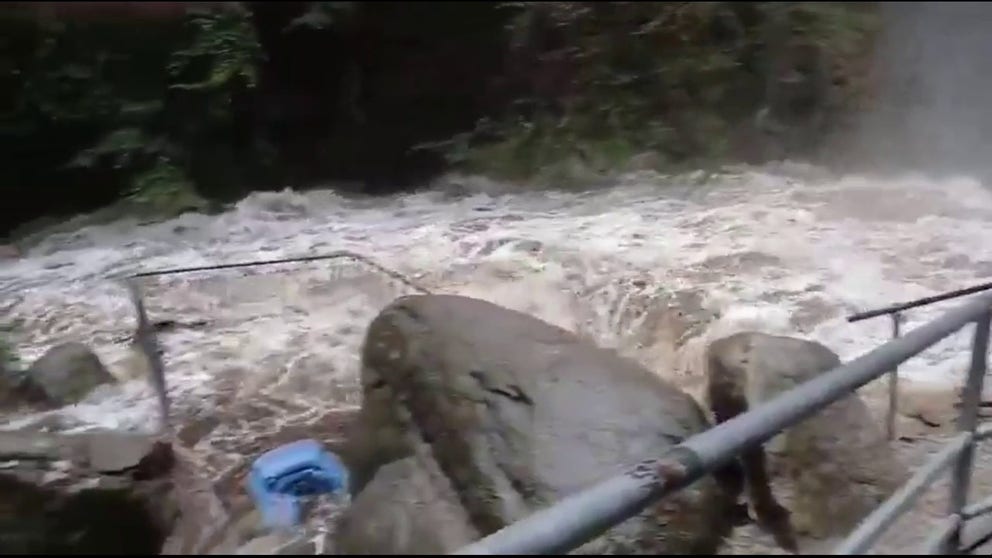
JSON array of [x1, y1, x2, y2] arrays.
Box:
[[1, 2, 879, 238]]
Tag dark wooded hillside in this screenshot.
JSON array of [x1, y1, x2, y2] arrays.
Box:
[[0, 2, 878, 237]]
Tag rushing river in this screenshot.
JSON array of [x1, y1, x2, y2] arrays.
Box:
[[2, 164, 992, 443]]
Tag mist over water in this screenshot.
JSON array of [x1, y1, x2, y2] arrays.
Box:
[[856, 2, 992, 179]]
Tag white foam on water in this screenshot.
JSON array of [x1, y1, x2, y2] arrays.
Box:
[[2, 164, 992, 434]]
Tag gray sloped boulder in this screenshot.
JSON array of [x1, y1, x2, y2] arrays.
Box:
[[336, 294, 743, 555], [23, 342, 116, 407]]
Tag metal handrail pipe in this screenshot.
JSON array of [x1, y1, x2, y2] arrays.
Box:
[[847, 281, 992, 323]]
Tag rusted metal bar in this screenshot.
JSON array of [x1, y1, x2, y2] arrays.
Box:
[[949, 310, 991, 553], [834, 433, 970, 555], [887, 312, 902, 440], [452, 292, 992, 556], [847, 280, 992, 323]]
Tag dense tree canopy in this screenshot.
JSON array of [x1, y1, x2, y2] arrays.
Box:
[[0, 2, 878, 237]]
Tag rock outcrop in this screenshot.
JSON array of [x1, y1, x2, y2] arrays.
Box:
[[21, 342, 117, 407], [336, 294, 745, 554], [0, 426, 275, 556], [705, 331, 910, 544], [0, 429, 176, 554]]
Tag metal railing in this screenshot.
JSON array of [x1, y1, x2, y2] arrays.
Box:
[[847, 280, 992, 441], [122, 249, 431, 430], [125, 250, 431, 294], [452, 290, 992, 555]]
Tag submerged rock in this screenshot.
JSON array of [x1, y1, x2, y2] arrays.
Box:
[[22, 342, 116, 407], [705, 331, 909, 544]]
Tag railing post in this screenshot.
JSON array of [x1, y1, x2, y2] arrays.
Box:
[[887, 312, 903, 441], [948, 309, 991, 554]]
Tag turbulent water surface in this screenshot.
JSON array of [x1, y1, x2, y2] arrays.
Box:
[[2, 164, 992, 451]]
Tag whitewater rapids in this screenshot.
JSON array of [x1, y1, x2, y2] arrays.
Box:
[[2, 163, 992, 439]]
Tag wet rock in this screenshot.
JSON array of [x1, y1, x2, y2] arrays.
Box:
[[337, 294, 742, 554], [705, 332, 910, 544], [0, 430, 173, 478], [0, 374, 16, 409], [176, 415, 223, 447], [899, 387, 965, 437], [0, 244, 20, 259], [23, 342, 116, 407], [477, 237, 543, 257], [158, 446, 231, 555], [233, 532, 318, 555], [84, 431, 172, 474], [624, 151, 663, 172], [0, 474, 173, 554], [195, 477, 343, 555], [0, 372, 46, 412], [151, 319, 210, 333], [0, 430, 177, 554], [199, 509, 281, 555]]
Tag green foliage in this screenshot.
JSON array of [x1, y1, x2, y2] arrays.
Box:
[[12, 22, 115, 124], [68, 124, 200, 211], [427, 114, 654, 183], [442, 1, 878, 181], [128, 160, 207, 213], [25, 5, 265, 214], [775, 3, 878, 59], [168, 6, 263, 92], [2, 0, 880, 224], [0, 2, 265, 226]]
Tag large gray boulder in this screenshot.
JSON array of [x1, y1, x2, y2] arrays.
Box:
[[24, 342, 116, 407], [705, 332, 910, 543], [336, 294, 743, 555]]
